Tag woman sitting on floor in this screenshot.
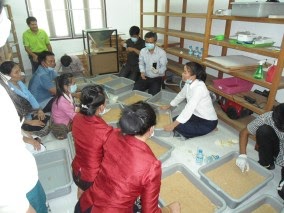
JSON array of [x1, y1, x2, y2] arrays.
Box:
[[51, 73, 79, 139], [0, 61, 50, 138], [161, 62, 218, 139]]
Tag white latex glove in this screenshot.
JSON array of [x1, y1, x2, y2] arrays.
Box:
[[151, 67, 158, 74], [236, 154, 250, 172]]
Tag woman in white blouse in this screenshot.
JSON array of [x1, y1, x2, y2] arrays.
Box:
[[162, 62, 218, 139]]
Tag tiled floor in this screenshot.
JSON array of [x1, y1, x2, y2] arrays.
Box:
[[41, 117, 283, 213]]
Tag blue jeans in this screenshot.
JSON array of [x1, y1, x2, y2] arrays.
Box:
[[174, 114, 218, 139], [26, 180, 47, 213]]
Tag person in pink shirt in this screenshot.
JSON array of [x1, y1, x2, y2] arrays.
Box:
[[51, 73, 79, 139]]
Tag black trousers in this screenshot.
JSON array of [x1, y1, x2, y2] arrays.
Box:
[[256, 124, 280, 167], [133, 76, 163, 96], [119, 64, 140, 82]]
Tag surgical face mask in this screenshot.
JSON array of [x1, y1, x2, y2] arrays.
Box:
[[185, 79, 193, 84], [68, 84, 77, 94], [130, 37, 138, 43], [0, 10, 11, 47], [47, 66, 54, 71], [150, 130, 154, 138], [145, 43, 155, 50], [99, 107, 110, 116]]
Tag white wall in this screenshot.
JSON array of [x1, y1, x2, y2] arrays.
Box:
[[5, 0, 284, 101], [5, 0, 140, 71]]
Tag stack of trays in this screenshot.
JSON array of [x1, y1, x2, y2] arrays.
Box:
[[104, 77, 134, 95], [159, 164, 226, 212], [146, 136, 173, 162], [198, 151, 274, 209], [117, 90, 152, 106], [235, 194, 283, 212], [88, 74, 118, 86], [154, 109, 173, 137], [101, 103, 123, 127], [147, 90, 176, 107], [34, 149, 73, 200]]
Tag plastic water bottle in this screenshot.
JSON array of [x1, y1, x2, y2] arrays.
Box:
[[194, 47, 199, 57], [196, 148, 204, 165], [188, 46, 193, 55], [198, 48, 203, 59]]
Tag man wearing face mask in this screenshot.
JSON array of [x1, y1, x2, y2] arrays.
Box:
[[119, 26, 145, 81], [133, 31, 168, 96], [28, 51, 58, 113]]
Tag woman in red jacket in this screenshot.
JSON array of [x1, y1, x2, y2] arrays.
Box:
[[75, 101, 180, 213], [71, 85, 112, 199]]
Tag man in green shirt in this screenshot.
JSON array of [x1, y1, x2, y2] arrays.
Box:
[[23, 16, 52, 73]]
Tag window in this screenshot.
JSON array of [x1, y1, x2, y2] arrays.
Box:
[[25, 0, 107, 39]]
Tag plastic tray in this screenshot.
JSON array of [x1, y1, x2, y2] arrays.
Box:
[[231, 2, 284, 18], [154, 109, 173, 137], [101, 103, 123, 127], [159, 164, 226, 212], [34, 148, 72, 200], [88, 74, 118, 86], [104, 77, 134, 95], [147, 90, 177, 107], [117, 90, 152, 106], [213, 77, 253, 94], [234, 194, 283, 212], [146, 136, 173, 162], [67, 132, 75, 160], [198, 151, 274, 209]]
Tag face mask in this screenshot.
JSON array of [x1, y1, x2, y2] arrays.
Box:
[[68, 84, 77, 93], [47, 66, 54, 71], [99, 107, 110, 116], [0, 10, 11, 47], [131, 37, 138, 43], [185, 79, 193, 84], [145, 43, 155, 50], [150, 130, 154, 138]]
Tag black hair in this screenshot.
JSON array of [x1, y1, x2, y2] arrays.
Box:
[[54, 73, 74, 104], [129, 26, 140, 36], [38, 51, 55, 64], [0, 61, 18, 75], [26, 16, 37, 25], [80, 85, 105, 116], [272, 103, 284, 132], [60, 55, 72, 67], [144, 31, 157, 41], [185, 61, 207, 82], [119, 101, 156, 136]]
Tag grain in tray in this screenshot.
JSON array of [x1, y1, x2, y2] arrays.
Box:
[[146, 139, 168, 158], [160, 172, 217, 213], [122, 94, 147, 105], [156, 113, 171, 129], [94, 76, 114, 85], [205, 159, 265, 199], [102, 108, 121, 123], [251, 204, 277, 213]]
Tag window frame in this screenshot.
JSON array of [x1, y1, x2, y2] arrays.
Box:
[[24, 0, 107, 40]]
